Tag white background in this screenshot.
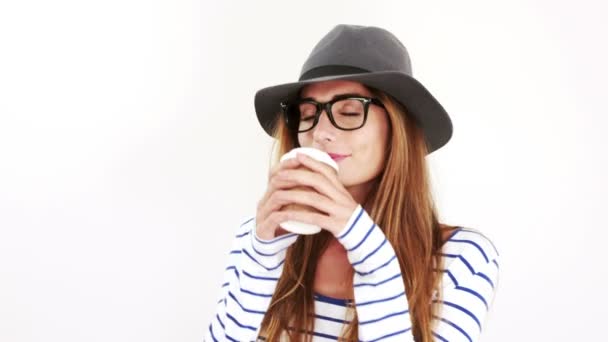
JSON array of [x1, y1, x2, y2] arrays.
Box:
[[1, 0, 606, 341]]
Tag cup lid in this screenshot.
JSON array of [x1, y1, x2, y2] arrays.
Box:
[[279, 147, 339, 172]]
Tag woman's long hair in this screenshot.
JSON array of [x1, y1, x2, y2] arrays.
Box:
[[258, 86, 452, 341]]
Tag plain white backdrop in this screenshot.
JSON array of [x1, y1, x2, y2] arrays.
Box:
[[0, 0, 606, 341]]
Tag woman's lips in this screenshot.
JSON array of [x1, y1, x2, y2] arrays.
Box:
[[328, 153, 350, 161]]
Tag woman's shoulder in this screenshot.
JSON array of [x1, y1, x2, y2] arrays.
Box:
[[441, 224, 500, 267], [437, 224, 501, 293]]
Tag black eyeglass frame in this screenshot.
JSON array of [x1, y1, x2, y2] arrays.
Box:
[[280, 95, 386, 133]]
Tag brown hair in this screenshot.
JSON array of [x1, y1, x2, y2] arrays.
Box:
[[258, 85, 453, 341]]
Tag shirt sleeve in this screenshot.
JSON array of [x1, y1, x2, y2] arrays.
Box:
[[204, 216, 299, 342], [335, 205, 500, 342], [335, 204, 416, 341]]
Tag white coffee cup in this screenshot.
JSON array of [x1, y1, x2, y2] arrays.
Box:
[[278, 147, 339, 235]]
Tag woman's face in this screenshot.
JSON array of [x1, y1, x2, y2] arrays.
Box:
[[296, 80, 390, 203]]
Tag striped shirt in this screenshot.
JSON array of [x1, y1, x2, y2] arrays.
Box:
[[205, 204, 500, 341]]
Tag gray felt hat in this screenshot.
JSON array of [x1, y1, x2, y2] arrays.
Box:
[[254, 24, 453, 154]]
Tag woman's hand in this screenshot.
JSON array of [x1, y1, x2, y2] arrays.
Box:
[[255, 157, 306, 240], [273, 152, 359, 237]]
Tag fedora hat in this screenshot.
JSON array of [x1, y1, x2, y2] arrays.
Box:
[[254, 24, 453, 155]]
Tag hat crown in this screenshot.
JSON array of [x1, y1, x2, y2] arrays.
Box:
[[299, 24, 412, 81]]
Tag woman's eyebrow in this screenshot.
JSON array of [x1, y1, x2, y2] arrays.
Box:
[[299, 92, 367, 102]]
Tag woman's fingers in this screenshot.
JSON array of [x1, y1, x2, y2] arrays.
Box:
[[256, 157, 310, 239], [256, 187, 336, 238], [258, 158, 302, 211], [268, 157, 301, 181], [256, 190, 320, 240], [271, 189, 337, 214], [257, 177, 299, 223], [277, 168, 344, 204], [256, 210, 293, 240]]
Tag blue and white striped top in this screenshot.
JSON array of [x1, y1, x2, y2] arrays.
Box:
[[205, 204, 500, 341]]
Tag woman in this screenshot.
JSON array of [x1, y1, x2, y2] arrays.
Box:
[[206, 24, 500, 341]]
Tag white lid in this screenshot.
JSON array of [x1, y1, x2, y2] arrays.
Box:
[[279, 147, 339, 172]]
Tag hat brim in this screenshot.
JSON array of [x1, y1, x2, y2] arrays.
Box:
[[254, 71, 453, 154]]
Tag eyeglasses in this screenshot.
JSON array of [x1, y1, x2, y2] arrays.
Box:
[[281, 94, 386, 133]]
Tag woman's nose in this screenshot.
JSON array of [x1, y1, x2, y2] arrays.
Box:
[[311, 108, 337, 139]]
